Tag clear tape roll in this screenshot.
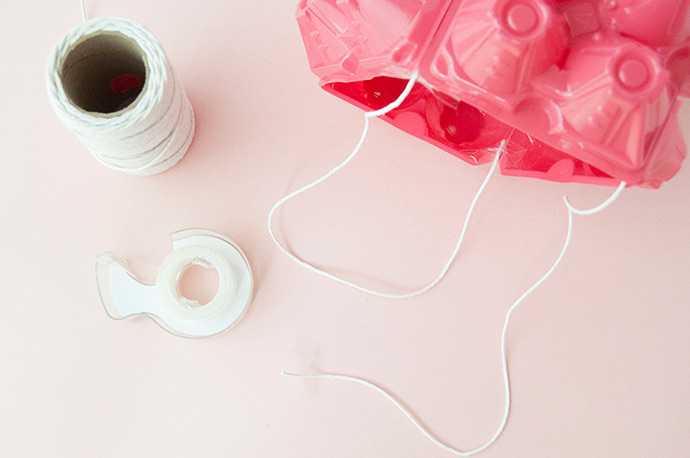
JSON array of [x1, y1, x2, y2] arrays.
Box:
[[156, 245, 237, 321], [46, 17, 195, 175]]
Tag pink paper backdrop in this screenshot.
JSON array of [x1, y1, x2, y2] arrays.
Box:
[[1, 1, 689, 457]]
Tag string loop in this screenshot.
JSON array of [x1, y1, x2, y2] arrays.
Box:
[[284, 181, 627, 455], [268, 71, 507, 298]]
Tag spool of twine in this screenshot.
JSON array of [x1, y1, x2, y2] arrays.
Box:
[[47, 17, 194, 175]]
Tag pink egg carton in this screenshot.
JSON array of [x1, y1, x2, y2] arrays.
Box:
[[297, 0, 690, 187]]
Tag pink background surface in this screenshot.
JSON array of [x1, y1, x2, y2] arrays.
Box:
[[1, 1, 689, 456]]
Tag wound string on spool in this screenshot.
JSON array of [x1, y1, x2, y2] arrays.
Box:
[[47, 16, 194, 175]]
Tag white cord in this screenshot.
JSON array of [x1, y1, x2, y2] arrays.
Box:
[[80, 0, 86, 22], [284, 182, 626, 455], [564, 181, 627, 215], [47, 17, 195, 175], [269, 71, 507, 298]]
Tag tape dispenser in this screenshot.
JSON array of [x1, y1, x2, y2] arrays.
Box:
[[96, 229, 253, 338]]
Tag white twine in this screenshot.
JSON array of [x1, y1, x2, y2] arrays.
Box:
[[274, 66, 629, 455], [269, 71, 509, 298], [284, 182, 626, 455], [47, 17, 194, 175]]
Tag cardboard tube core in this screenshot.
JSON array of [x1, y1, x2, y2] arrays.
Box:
[[60, 31, 148, 115]]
